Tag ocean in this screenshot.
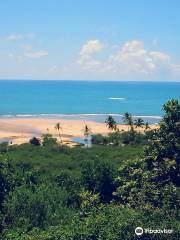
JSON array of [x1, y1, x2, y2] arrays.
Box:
[[0, 80, 180, 123]]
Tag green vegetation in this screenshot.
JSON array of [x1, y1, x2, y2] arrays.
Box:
[[105, 115, 118, 131], [123, 112, 133, 131], [92, 131, 148, 146], [0, 99, 180, 239], [134, 117, 144, 130], [29, 137, 41, 146]]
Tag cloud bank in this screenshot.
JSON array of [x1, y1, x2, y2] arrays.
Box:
[[77, 39, 180, 80], [80, 40, 104, 56], [1, 34, 180, 80]]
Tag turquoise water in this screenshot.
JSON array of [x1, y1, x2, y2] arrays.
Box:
[[0, 80, 180, 123]]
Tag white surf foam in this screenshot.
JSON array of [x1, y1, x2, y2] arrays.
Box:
[[109, 97, 126, 100]]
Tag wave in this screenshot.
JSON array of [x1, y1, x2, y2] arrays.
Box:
[[109, 97, 126, 100], [0, 113, 162, 119]]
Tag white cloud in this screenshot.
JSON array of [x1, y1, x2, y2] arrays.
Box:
[[78, 40, 105, 71], [6, 34, 23, 41], [149, 51, 170, 62], [24, 50, 48, 59], [77, 39, 180, 79], [108, 40, 159, 74], [80, 39, 104, 56], [2, 37, 180, 81], [78, 58, 103, 71]]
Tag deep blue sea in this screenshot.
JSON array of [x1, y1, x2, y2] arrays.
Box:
[[0, 80, 180, 123]]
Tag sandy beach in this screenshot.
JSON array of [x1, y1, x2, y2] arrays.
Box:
[[0, 117, 158, 145]]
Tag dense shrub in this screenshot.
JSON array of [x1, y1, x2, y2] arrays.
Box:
[[4, 204, 180, 240], [42, 134, 58, 147], [1, 100, 179, 240], [0, 142, 9, 154], [3, 184, 74, 231], [29, 137, 41, 146], [81, 160, 116, 203], [92, 131, 147, 146], [91, 134, 108, 145], [114, 99, 180, 209]]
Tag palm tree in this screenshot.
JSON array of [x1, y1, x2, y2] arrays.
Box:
[[55, 122, 62, 143], [105, 115, 117, 131], [134, 118, 144, 132], [123, 112, 133, 131]]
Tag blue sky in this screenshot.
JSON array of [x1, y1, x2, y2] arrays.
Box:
[[0, 0, 180, 81]]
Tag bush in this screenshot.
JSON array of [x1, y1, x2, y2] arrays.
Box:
[[42, 134, 58, 147], [92, 132, 147, 146], [0, 142, 9, 153], [91, 134, 108, 145], [55, 170, 81, 208], [1, 99, 179, 240], [3, 184, 74, 231], [81, 160, 116, 203], [29, 137, 41, 146], [114, 99, 180, 209], [4, 204, 180, 240]]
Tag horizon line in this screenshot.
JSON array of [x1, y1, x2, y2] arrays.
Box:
[[0, 79, 180, 83]]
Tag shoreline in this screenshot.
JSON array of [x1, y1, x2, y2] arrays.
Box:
[[0, 113, 162, 117], [0, 113, 162, 124], [0, 117, 158, 145]]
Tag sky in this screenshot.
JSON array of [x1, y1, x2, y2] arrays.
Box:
[[0, 0, 180, 81]]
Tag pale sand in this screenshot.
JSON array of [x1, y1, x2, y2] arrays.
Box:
[[0, 118, 158, 145]]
